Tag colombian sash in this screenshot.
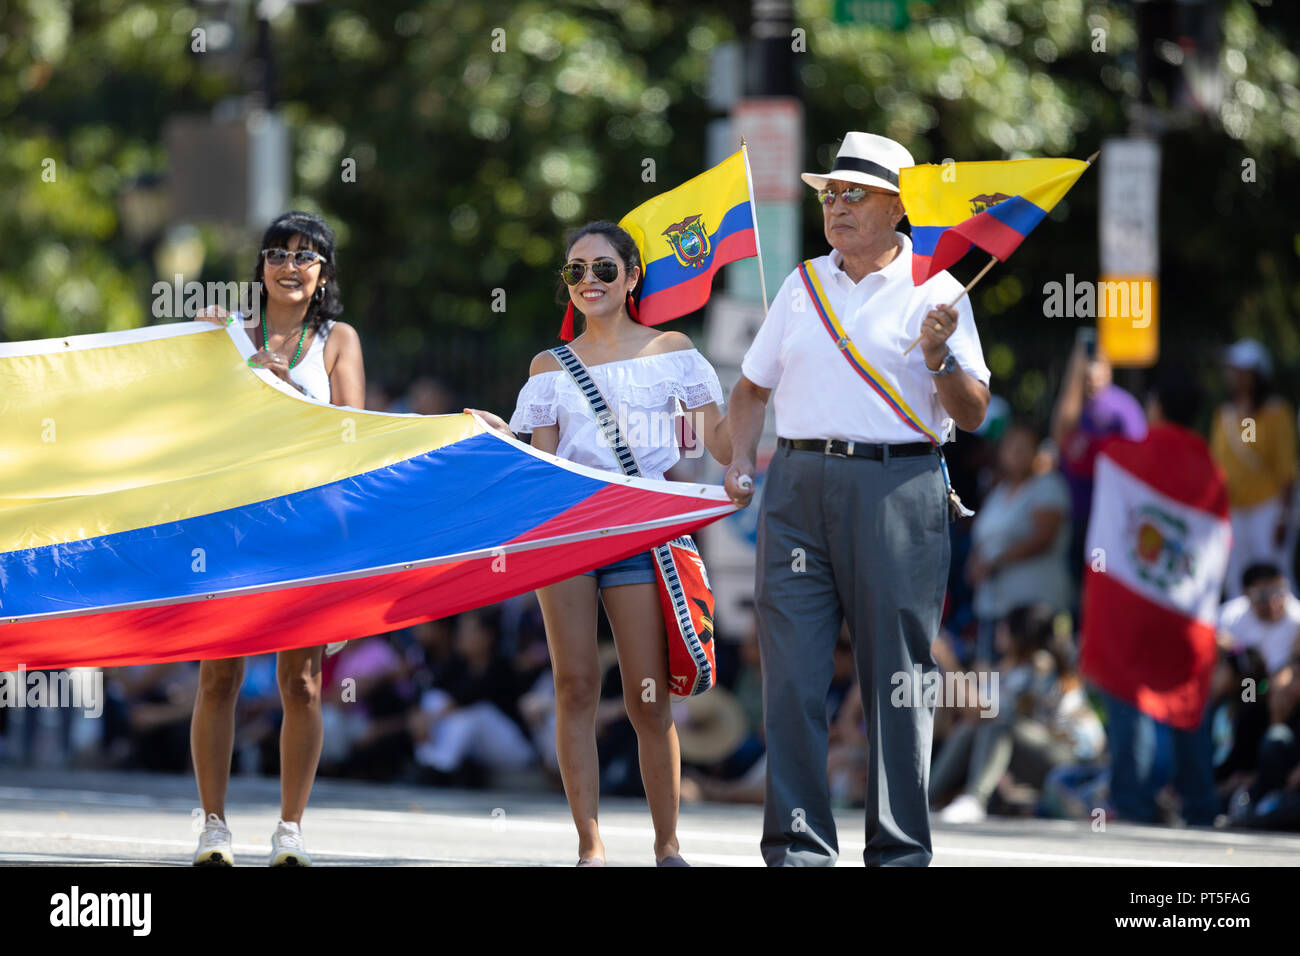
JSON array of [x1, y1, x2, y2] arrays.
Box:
[[796, 260, 974, 519]]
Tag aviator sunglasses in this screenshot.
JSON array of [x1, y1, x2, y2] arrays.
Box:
[[560, 258, 620, 286], [262, 248, 328, 267], [815, 185, 893, 206]]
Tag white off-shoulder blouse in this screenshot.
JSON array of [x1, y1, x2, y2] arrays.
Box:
[[508, 348, 725, 480]]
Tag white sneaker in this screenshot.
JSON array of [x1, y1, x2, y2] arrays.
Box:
[[193, 813, 235, 866], [269, 819, 312, 867], [938, 794, 987, 824]]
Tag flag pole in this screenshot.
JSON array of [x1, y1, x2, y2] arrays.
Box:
[[902, 254, 998, 355], [740, 137, 771, 311]]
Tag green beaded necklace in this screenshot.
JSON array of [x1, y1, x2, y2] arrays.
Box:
[[261, 308, 308, 369]]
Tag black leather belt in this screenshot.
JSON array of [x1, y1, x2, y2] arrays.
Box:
[[778, 437, 934, 460]]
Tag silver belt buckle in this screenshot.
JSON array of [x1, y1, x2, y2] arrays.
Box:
[[825, 439, 852, 458]]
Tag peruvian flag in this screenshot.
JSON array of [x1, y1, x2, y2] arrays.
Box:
[[1078, 425, 1232, 730]]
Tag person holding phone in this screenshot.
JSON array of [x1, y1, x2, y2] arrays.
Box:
[[1050, 328, 1147, 586]]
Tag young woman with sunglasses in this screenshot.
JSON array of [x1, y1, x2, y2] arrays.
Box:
[[192, 210, 364, 866], [496, 220, 732, 866]]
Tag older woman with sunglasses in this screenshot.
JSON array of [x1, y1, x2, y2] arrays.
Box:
[[192, 210, 365, 867], [487, 220, 731, 866]]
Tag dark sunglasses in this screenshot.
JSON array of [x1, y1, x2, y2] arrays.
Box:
[[262, 248, 327, 267], [815, 186, 892, 206], [560, 258, 619, 286], [1248, 584, 1287, 603]]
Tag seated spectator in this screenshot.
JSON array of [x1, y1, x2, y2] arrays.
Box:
[[673, 687, 755, 780], [320, 634, 417, 781], [101, 662, 199, 772], [931, 604, 1079, 823], [1209, 645, 1270, 810], [680, 625, 767, 806], [1217, 563, 1300, 680], [408, 610, 536, 785], [683, 625, 857, 807], [1216, 566, 1300, 829], [1225, 668, 1300, 831], [1029, 630, 1108, 818], [967, 422, 1073, 665]]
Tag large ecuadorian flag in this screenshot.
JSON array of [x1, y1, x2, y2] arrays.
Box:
[[900, 157, 1093, 285], [619, 150, 758, 326], [0, 321, 736, 671]]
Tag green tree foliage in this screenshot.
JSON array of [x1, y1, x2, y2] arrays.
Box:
[[2, 0, 1296, 416]]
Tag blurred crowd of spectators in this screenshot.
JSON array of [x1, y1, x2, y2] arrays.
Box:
[[5, 346, 1300, 834]]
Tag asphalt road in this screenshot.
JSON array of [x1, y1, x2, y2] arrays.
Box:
[[0, 768, 1295, 866]]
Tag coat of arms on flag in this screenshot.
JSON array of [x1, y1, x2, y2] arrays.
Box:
[[661, 214, 712, 268], [618, 149, 759, 325], [1079, 426, 1231, 730], [1129, 504, 1195, 591]]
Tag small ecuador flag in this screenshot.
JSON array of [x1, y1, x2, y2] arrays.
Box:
[[619, 150, 758, 326], [900, 156, 1093, 285]]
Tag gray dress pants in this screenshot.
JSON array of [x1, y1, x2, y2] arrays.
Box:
[[756, 443, 950, 866]]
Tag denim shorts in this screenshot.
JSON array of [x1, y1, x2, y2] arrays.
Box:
[[583, 549, 658, 588]]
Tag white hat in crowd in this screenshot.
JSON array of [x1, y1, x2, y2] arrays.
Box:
[[1224, 338, 1273, 378]]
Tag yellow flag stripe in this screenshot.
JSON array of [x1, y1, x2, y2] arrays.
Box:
[[900, 157, 1089, 226]]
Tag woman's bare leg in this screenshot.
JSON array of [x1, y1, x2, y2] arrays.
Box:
[[191, 658, 245, 819], [601, 581, 681, 861], [277, 646, 324, 824], [536, 575, 604, 861]]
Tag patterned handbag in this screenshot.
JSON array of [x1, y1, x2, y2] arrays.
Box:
[[550, 345, 717, 698]]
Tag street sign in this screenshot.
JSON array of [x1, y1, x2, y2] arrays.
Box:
[[832, 0, 927, 29], [732, 98, 804, 203], [1100, 138, 1160, 277], [1099, 138, 1161, 367]]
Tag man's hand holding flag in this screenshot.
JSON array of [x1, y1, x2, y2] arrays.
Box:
[[900, 154, 1097, 354]]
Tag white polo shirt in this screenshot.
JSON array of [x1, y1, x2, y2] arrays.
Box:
[[741, 232, 991, 444], [1217, 594, 1300, 674]]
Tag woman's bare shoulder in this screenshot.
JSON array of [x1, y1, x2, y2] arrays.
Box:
[[326, 320, 360, 343], [642, 329, 695, 356], [528, 350, 562, 377]]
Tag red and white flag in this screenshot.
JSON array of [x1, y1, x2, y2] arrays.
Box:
[[1078, 425, 1232, 730]]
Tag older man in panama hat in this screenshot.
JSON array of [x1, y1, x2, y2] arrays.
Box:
[[724, 131, 992, 866]]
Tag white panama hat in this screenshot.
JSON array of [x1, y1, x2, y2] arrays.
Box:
[[801, 131, 916, 194]]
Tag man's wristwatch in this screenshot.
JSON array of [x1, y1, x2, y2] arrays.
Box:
[[926, 349, 959, 378]]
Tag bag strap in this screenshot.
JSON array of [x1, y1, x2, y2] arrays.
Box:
[[550, 345, 644, 479], [796, 259, 941, 447]]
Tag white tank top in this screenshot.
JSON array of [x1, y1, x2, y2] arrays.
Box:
[[287, 321, 333, 402]]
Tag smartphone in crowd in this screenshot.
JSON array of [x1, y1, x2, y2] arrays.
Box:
[[1075, 326, 1097, 359]]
